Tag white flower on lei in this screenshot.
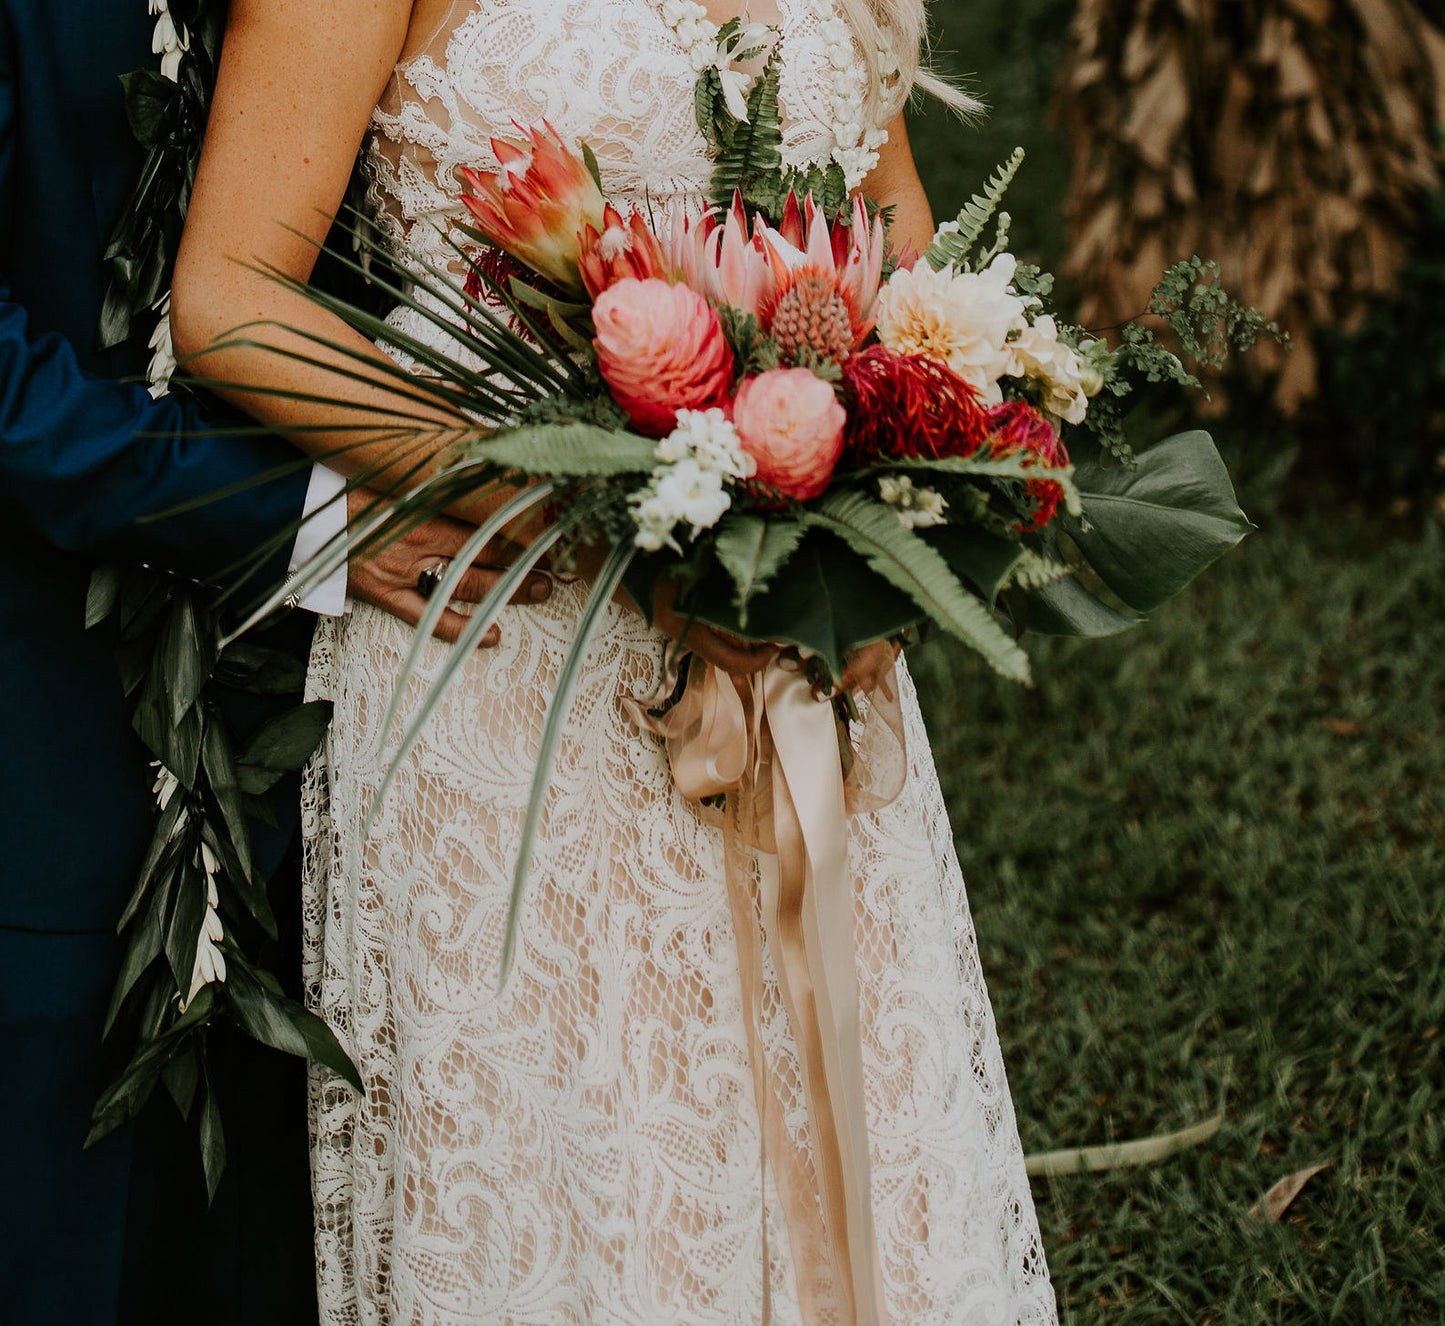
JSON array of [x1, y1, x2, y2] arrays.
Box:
[[149, 0, 189, 82]]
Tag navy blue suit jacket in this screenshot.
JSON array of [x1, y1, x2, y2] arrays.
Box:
[[0, 4, 318, 1321], [0, 0, 310, 935]]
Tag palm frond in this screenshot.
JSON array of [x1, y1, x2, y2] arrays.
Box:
[[499, 540, 634, 978], [368, 518, 574, 824], [377, 481, 560, 750]]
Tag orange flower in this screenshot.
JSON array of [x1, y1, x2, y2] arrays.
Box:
[[458, 123, 606, 296], [578, 205, 673, 299]]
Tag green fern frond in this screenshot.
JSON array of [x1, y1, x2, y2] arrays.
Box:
[[1002, 548, 1073, 592], [466, 422, 657, 477], [925, 147, 1026, 272], [712, 515, 805, 622], [708, 51, 785, 213], [805, 492, 1032, 683]]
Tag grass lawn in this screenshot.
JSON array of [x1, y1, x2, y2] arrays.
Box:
[[910, 483, 1444, 1321], [903, 2, 1445, 1318]]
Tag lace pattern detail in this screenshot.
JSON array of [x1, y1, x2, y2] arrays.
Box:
[[302, 2, 1056, 1319]]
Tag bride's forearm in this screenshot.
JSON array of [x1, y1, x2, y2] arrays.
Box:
[[168, 266, 474, 492], [169, 0, 462, 494]]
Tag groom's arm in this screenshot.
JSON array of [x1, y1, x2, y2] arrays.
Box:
[[0, 295, 316, 590]]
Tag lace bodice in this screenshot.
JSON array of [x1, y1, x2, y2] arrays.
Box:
[[365, 0, 903, 276]]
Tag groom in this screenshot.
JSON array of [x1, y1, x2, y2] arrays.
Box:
[[0, 4, 546, 1323]]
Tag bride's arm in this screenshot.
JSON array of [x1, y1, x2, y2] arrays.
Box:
[[862, 113, 935, 259], [171, 0, 484, 504]]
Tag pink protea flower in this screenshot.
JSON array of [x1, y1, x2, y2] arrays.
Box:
[[731, 367, 847, 501], [458, 122, 606, 296], [760, 267, 869, 366], [578, 205, 673, 299], [758, 193, 887, 343], [593, 278, 735, 436], [665, 192, 887, 336]]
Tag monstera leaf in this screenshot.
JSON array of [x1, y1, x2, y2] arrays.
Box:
[[1064, 430, 1252, 613]]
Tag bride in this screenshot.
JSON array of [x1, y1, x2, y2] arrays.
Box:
[[171, 0, 1057, 1321]]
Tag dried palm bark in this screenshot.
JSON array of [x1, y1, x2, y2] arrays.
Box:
[[1056, 0, 1445, 411]]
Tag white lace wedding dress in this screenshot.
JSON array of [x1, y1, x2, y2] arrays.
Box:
[[300, 2, 1057, 1322]]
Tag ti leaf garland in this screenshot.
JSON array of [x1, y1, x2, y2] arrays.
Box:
[[86, 567, 357, 1200]]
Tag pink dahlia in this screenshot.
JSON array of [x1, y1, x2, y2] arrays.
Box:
[[593, 278, 734, 436], [731, 367, 847, 502]]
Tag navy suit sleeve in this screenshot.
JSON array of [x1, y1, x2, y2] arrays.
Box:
[[0, 21, 308, 588]]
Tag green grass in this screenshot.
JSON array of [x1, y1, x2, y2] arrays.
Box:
[[911, 477, 1445, 1319]]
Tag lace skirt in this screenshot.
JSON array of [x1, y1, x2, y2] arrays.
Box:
[[300, 583, 1056, 1325]]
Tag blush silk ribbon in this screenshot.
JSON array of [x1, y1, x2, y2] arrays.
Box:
[[627, 653, 908, 1325]]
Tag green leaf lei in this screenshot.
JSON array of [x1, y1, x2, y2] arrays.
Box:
[[85, 0, 355, 1197]]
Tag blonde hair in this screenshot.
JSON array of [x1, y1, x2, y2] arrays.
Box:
[[837, 0, 983, 120]]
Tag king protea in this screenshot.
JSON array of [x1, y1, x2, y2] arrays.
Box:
[[458, 122, 607, 296], [671, 192, 889, 361]]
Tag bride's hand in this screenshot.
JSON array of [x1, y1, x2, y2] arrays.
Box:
[[836, 639, 902, 704]]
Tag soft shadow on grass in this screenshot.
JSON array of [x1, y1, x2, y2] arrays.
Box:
[[910, 480, 1445, 1320]]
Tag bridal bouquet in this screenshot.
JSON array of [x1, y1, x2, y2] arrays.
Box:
[[227, 91, 1273, 1306], [252, 114, 1266, 816], [102, 36, 1276, 1267]]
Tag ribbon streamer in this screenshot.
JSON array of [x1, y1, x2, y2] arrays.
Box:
[[628, 653, 907, 1324]]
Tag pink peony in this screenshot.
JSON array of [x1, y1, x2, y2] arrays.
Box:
[[593, 278, 734, 436], [731, 368, 847, 501]]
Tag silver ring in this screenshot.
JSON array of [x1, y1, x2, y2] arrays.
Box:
[[416, 561, 450, 600]]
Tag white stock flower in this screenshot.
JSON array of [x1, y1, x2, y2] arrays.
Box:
[[670, 407, 755, 479], [878, 473, 948, 529], [654, 460, 730, 529], [875, 254, 1028, 404], [1008, 314, 1089, 425]]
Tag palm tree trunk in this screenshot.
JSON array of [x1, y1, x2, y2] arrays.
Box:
[[1056, 0, 1445, 411]]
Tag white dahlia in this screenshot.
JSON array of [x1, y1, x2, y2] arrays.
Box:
[[875, 254, 1028, 404]]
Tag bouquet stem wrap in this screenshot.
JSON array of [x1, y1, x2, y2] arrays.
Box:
[[629, 653, 908, 1325]]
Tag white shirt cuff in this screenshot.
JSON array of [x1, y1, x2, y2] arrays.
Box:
[[287, 464, 350, 616]]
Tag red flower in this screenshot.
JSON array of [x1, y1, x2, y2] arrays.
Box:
[[840, 346, 991, 463], [463, 246, 549, 337], [985, 401, 1071, 530]]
